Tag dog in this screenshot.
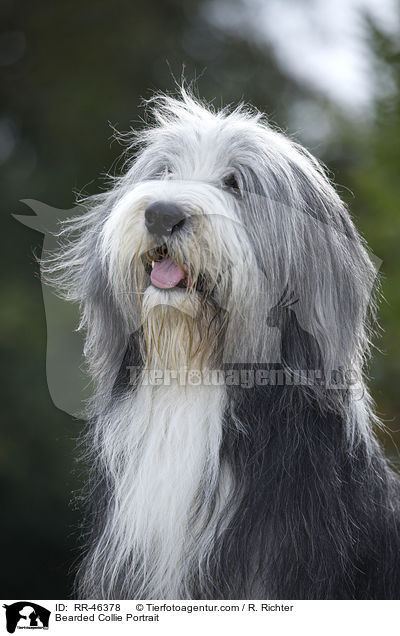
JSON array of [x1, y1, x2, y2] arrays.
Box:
[[43, 90, 400, 599]]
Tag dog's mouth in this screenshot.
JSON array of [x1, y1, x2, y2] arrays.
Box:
[[143, 245, 207, 294]]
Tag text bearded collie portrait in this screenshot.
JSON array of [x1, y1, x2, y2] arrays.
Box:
[[43, 90, 400, 600]]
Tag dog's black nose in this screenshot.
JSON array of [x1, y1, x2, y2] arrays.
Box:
[[145, 201, 187, 237]]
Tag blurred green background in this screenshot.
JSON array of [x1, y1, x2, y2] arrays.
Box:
[[1, 0, 399, 598]]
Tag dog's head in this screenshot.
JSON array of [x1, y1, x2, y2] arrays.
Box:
[[99, 95, 274, 368], [44, 91, 378, 388]]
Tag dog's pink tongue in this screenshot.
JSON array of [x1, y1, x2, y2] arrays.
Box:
[[151, 257, 185, 289]]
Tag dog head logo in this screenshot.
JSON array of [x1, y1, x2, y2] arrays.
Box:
[[2, 602, 50, 634], [14, 200, 90, 418]]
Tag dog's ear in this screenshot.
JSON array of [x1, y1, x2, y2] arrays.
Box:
[[281, 157, 379, 379], [243, 136, 379, 381]]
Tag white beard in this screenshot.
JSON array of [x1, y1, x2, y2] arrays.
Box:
[[140, 285, 221, 371]]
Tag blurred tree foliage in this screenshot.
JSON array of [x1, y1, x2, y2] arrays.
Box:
[[0, 0, 399, 597]]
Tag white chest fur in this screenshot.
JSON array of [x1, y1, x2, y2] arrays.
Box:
[[96, 380, 228, 597]]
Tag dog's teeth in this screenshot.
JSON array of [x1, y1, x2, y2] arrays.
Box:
[[152, 261, 155, 269]]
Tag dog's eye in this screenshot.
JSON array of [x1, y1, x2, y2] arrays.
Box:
[[162, 167, 172, 179], [223, 173, 241, 195]]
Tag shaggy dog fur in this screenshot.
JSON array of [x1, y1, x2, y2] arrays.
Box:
[[43, 91, 400, 599]]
